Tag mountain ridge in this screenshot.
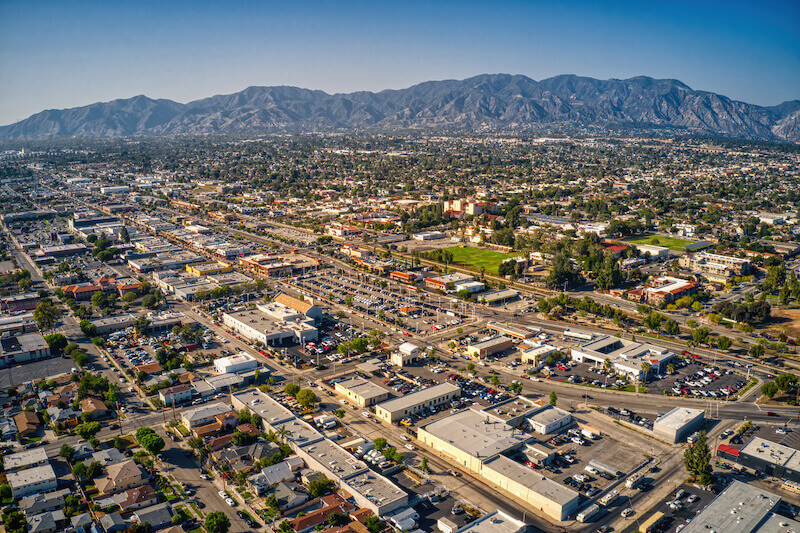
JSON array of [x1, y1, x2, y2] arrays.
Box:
[[2, 74, 798, 142]]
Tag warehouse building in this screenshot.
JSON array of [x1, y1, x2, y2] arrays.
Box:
[[487, 321, 534, 340], [466, 336, 513, 359], [453, 510, 526, 533], [334, 377, 391, 407], [730, 438, 800, 482], [418, 407, 579, 521], [681, 480, 783, 533], [653, 407, 705, 443], [481, 455, 580, 521], [214, 353, 259, 374], [374, 383, 460, 424]]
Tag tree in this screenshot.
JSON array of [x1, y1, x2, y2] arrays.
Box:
[[133, 316, 150, 336], [34, 300, 59, 331], [59, 444, 75, 461], [72, 462, 87, 478], [750, 344, 765, 358], [44, 333, 68, 354], [283, 383, 300, 397], [136, 427, 165, 455], [775, 373, 798, 392], [86, 461, 102, 479], [364, 515, 384, 533], [421, 457, 428, 472], [373, 438, 387, 451], [328, 511, 347, 527], [205, 511, 231, 533], [644, 312, 662, 332], [490, 374, 500, 387], [640, 362, 651, 381], [0, 483, 11, 501], [692, 327, 711, 344], [683, 431, 712, 485], [277, 520, 295, 533], [549, 391, 557, 406], [335, 409, 345, 419], [75, 421, 101, 440], [761, 382, 779, 398], [308, 476, 335, 497], [295, 388, 317, 408], [79, 319, 97, 337], [717, 336, 732, 351], [91, 291, 109, 309], [663, 319, 679, 336]]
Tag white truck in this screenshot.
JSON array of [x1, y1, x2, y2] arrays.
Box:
[[581, 429, 598, 440]]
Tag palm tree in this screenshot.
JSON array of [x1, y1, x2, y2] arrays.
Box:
[[641, 362, 651, 387], [276, 426, 293, 444]]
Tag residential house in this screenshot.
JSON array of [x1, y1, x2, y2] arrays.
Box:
[[19, 488, 69, 516], [14, 411, 40, 437], [158, 384, 193, 406], [72, 441, 95, 461], [133, 503, 175, 530], [70, 512, 94, 532], [214, 441, 281, 473], [116, 484, 158, 511], [7, 464, 57, 498], [96, 460, 147, 495], [290, 494, 356, 533], [92, 448, 125, 467], [272, 481, 308, 510], [26, 509, 66, 533], [3, 447, 49, 472], [46, 406, 80, 427], [99, 511, 126, 533], [180, 402, 233, 429], [80, 396, 110, 420]]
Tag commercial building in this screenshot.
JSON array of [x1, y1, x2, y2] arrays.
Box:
[[0, 333, 51, 367], [479, 289, 519, 306], [390, 342, 421, 367], [681, 480, 783, 533], [334, 377, 391, 407], [643, 276, 697, 305], [7, 464, 57, 498], [455, 280, 486, 294], [418, 407, 578, 521], [452, 510, 526, 533], [232, 389, 408, 516], [525, 405, 574, 435], [487, 322, 534, 340], [653, 407, 705, 443], [185, 261, 232, 277], [413, 231, 446, 241], [466, 336, 513, 359], [570, 335, 674, 379], [214, 353, 259, 374], [520, 344, 558, 365], [222, 303, 318, 346], [424, 272, 474, 291], [679, 251, 752, 279], [631, 243, 670, 260], [238, 253, 318, 278], [729, 438, 800, 482], [374, 383, 460, 424], [481, 455, 580, 521], [274, 293, 323, 323]]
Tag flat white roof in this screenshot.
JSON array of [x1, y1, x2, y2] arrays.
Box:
[[654, 407, 704, 430], [420, 408, 529, 459], [377, 382, 460, 414]]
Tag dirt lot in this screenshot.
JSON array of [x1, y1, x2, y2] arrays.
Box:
[[769, 308, 800, 338]]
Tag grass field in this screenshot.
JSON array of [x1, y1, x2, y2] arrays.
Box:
[[622, 234, 692, 251], [442, 246, 520, 274]]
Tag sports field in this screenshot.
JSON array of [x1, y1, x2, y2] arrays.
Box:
[[442, 246, 520, 274], [622, 234, 691, 251]]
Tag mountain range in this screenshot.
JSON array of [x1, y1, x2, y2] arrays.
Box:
[[2, 74, 798, 142]]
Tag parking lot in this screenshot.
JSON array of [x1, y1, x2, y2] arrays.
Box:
[[626, 482, 717, 533], [293, 270, 468, 337]]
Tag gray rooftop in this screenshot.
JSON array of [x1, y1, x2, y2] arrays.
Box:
[[741, 437, 800, 472], [299, 438, 367, 480], [452, 510, 526, 533], [681, 480, 780, 533], [336, 377, 390, 401], [755, 513, 800, 533], [420, 408, 529, 459], [343, 469, 408, 508], [3, 447, 48, 471], [483, 455, 579, 506], [233, 389, 295, 426], [377, 382, 460, 414], [654, 407, 705, 430], [181, 401, 232, 424], [274, 418, 325, 447]]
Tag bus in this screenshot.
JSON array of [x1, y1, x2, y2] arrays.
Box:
[[639, 511, 665, 533]]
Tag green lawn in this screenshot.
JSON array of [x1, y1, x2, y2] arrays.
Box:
[[441, 246, 520, 274], [622, 234, 692, 251]]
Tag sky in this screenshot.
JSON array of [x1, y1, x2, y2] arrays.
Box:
[[0, 0, 798, 126]]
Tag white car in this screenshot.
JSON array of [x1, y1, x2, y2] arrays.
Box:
[[405, 444, 415, 450], [362, 412, 371, 418], [621, 507, 634, 517], [400, 436, 410, 441], [218, 491, 226, 498], [225, 497, 236, 507]]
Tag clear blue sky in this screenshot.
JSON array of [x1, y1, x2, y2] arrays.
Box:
[[1, 0, 798, 125]]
